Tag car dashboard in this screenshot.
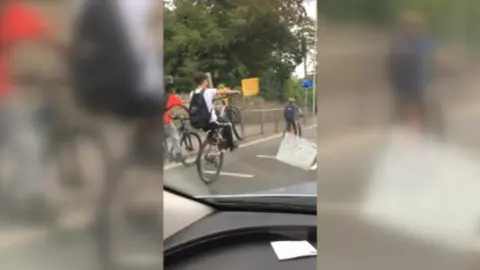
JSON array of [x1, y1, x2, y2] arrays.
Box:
[[164, 210, 317, 270]]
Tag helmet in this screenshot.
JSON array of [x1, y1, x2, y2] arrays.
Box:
[[288, 97, 295, 102]]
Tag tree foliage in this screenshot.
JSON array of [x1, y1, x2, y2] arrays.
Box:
[[164, 0, 316, 101], [320, 0, 480, 44]]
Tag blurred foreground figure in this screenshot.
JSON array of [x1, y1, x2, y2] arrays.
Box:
[[70, 0, 165, 268], [71, 0, 165, 154], [387, 11, 437, 133], [0, 0, 65, 216]]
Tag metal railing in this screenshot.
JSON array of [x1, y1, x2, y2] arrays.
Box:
[[240, 108, 315, 137]]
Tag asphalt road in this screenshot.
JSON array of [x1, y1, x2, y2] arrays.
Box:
[[317, 102, 480, 270], [3, 103, 480, 270], [0, 119, 316, 270], [164, 123, 317, 196]]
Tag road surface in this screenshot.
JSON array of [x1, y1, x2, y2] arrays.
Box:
[[3, 103, 480, 269], [317, 101, 480, 270], [0, 119, 316, 269], [164, 123, 317, 196]]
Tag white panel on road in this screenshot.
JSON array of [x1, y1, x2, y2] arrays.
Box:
[[362, 128, 480, 251], [276, 134, 317, 171]]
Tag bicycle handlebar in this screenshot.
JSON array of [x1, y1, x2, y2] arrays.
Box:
[[213, 92, 240, 101]]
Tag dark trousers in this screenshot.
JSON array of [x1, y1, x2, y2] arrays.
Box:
[[207, 117, 234, 148], [285, 120, 297, 134]]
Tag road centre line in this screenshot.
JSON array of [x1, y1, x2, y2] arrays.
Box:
[[203, 171, 254, 178], [256, 154, 277, 159], [165, 124, 317, 170], [167, 103, 480, 171], [0, 228, 48, 253], [4, 104, 480, 253], [257, 154, 317, 171]]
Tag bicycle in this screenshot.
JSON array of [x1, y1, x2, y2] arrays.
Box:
[[197, 93, 241, 184], [17, 75, 163, 269], [0, 73, 107, 232], [164, 115, 201, 167], [196, 125, 225, 184], [215, 95, 244, 141]]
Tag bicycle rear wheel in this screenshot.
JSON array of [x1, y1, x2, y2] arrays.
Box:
[[196, 136, 224, 184], [227, 107, 244, 141], [180, 131, 201, 167]]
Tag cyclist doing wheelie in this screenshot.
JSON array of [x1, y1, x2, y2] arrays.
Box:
[[188, 73, 240, 152], [284, 97, 302, 135], [164, 83, 184, 162]]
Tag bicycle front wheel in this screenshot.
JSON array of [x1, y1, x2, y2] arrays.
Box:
[[196, 138, 224, 184], [180, 131, 201, 167], [227, 107, 244, 141]]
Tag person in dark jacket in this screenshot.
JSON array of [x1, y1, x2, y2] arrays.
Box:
[[388, 11, 436, 131]]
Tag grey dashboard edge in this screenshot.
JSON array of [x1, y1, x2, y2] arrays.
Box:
[[163, 190, 215, 240]]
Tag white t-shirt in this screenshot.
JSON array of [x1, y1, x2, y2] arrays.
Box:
[[189, 88, 217, 123], [73, 0, 162, 93]]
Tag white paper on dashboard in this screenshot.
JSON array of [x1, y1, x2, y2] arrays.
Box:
[[270, 240, 317, 261]]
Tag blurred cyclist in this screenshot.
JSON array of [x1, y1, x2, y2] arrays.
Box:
[[164, 83, 183, 162], [284, 97, 302, 135], [188, 72, 240, 152], [0, 0, 66, 213], [388, 10, 436, 132], [71, 0, 165, 161]]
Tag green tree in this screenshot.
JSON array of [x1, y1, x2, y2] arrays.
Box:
[[164, 0, 316, 100]]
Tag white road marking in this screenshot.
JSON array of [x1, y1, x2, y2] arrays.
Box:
[[0, 228, 48, 252], [257, 155, 318, 171], [239, 134, 283, 147], [165, 124, 317, 170], [256, 154, 277, 159], [4, 104, 480, 253], [202, 171, 254, 178]]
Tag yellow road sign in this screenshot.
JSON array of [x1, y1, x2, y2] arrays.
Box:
[[241, 77, 259, 96]]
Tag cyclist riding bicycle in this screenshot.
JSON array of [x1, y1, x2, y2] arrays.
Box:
[[188, 73, 240, 152], [164, 83, 183, 162], [284, 97, 302, 135]]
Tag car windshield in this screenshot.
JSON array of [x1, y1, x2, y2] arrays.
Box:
[[163, 0, 318, 211]]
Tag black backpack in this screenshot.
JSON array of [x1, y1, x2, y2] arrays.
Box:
[[388, 36, 423, 89], [188, 89, 210, 130], [70, 0, 142, 117], [284, 103, 296, 122]]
